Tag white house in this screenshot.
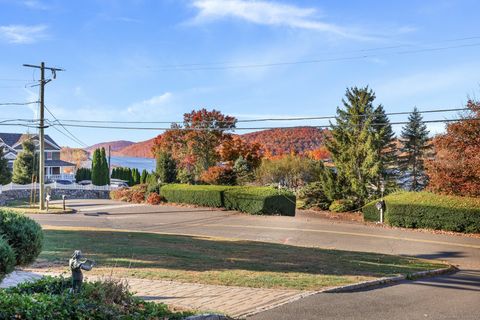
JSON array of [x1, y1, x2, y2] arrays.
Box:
[[0, 133, 76, 182]]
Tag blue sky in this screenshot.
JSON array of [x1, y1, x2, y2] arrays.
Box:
[[0, 0, 479, 147]]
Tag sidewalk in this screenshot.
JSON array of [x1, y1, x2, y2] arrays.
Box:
[[1, 270, 312, 319]]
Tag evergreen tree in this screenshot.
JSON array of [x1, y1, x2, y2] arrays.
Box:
[[128, 168, 133, 186], [91, 149, 102, 185], [399, 107, 430, 191], [0, 148, 12, 185], [140, 169, 148, 184], [12, 139, 37, 184], [324, 87, 382, 204], [100, 147, 110, 185], [372, 105, 397, 193], [156, 151, 177, 183]]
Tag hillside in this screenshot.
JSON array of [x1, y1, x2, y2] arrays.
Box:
[[88, 127, 327, 159], [115, 137, 156, 158], [85, 140, 134, 155], [241, 127, 326, 155]]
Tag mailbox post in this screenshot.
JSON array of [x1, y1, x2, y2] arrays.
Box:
[[62, 195, 66, 211], [375, 200, 386, 223]]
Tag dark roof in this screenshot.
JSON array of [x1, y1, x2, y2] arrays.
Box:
[[0, 133, 59, 149], [45, 160, 75, 167]]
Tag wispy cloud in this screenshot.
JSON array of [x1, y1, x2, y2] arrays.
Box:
[[188, 0, 372, 40], [0, 24, 48, 44], [22, 0, 49, 10], [126, 92, 173, 115]]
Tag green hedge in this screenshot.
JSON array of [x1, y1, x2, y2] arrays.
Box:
[[160, 184, 296, 216], [160, 184, 231, 207], [0, 276, 192, 319], [363, 192, 480, 233], [224, 187, 296, 216], [0, 209, 43, 265]]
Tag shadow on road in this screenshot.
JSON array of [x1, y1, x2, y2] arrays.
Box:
[[413, 251, 467, 260]]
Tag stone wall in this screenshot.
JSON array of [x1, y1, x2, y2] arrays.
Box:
[[0, 188, 110, 205]]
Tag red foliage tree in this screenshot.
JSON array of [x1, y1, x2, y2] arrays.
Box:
[[200, 165, 236, 185], [218, 136, 262, 168], [425, 100, 480, 197]]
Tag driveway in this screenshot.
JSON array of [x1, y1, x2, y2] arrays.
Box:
[[32, 199, 480, 319]]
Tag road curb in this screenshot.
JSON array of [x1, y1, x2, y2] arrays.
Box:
[[238, 265, 457, 319]]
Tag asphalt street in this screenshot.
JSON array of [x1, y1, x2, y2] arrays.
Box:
[[33, 199, 480, 320]]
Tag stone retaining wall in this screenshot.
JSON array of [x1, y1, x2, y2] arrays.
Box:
[[0, 188, 110, 205]]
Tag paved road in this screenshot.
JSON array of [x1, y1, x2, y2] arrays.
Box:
[[33, 199, 480, 319]]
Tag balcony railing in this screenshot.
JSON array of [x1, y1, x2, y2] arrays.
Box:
[[46, 174, 75, 181], [0, 182, 115, 193]]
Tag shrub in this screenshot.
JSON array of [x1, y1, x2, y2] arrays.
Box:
[[329, 199, 357, 213], [0, 237, 15, 281], [146, 192, 162, 205], [363, 192, 480, 233], [224, 187, 296, 216], [201, 165, 237, 185], [161, 184, 229, 207], [1, 276, 192, 319], [0, 209, 43, 265], [161, 184, 296, 216], [297, 182, 331, 210]]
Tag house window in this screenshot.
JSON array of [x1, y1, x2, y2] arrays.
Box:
[[46, 152, 53, 160], [51, 167, 60, 175]]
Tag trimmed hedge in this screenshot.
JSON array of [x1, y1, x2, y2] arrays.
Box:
[[160, 184, 296, 216], [0, 209, 43, 265], [363, 192, 480, 233], [160, 184, 230, 207], [224, 187, 296, 216]]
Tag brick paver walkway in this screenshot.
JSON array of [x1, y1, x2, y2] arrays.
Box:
[[1, 270, 313, 318]]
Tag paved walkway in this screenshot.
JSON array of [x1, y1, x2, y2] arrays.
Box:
[[0, 270, 311, 319]]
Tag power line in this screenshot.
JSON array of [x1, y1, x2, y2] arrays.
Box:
[[48, 117, 480, 131], [44, 105, 88, 147], [47, 107, 470, 125], [0, 101, 39, 106], [145, 42, 480, 71]]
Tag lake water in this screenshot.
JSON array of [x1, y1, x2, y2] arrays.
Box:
[[110, 156, 155, 173]]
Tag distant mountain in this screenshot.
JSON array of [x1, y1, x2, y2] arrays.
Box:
[[115, 138, 156, 158], [88, 127, 327, 159], [242, 127, 326, 156], [85, 140, 134, 155]]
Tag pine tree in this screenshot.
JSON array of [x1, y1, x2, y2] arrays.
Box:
[[91, 149, 102, 185], [100, 147, 110, 185], [373, 105, 397, 193], [0, 147, 12, 185], [399, 107, 430, 191], [324, 87, 382, 204], [128, 168, 133, 186], [140, 169, 148, 184], [12, 139, 37, 184], [156, 151, 177, 183]]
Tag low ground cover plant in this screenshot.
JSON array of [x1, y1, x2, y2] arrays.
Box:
[[0, 276, 191, 319], [363, 192, 480, 233]]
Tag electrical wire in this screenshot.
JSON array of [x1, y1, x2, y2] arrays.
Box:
[[47, 117, 480, 131], [46, 107, 470, 125], [0, 101, 39, 106], [44, 105, 89, 147]]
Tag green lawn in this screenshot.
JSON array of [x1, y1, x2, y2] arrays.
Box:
[[38, 227, 446, 290]]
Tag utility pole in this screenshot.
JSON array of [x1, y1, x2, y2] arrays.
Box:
[[23, 62, 64, 210]]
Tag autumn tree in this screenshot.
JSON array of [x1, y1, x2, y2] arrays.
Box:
[[218, 136, 262, 168], [425, 100, 480, 197], [12, 139, 37, 184], [153, 109, 237, 180], [61, 147, 88, 168], [325, 87, 387, 204], [399, 107, 430, 191]]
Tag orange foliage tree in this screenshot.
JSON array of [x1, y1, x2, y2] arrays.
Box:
[[153, 109, 237, 178], [218, 136, 262, 168], [425, 100, 480, 197], [306, 146, 331, 160]]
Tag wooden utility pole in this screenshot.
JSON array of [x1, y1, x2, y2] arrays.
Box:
[[23, 62, 64, 210]]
